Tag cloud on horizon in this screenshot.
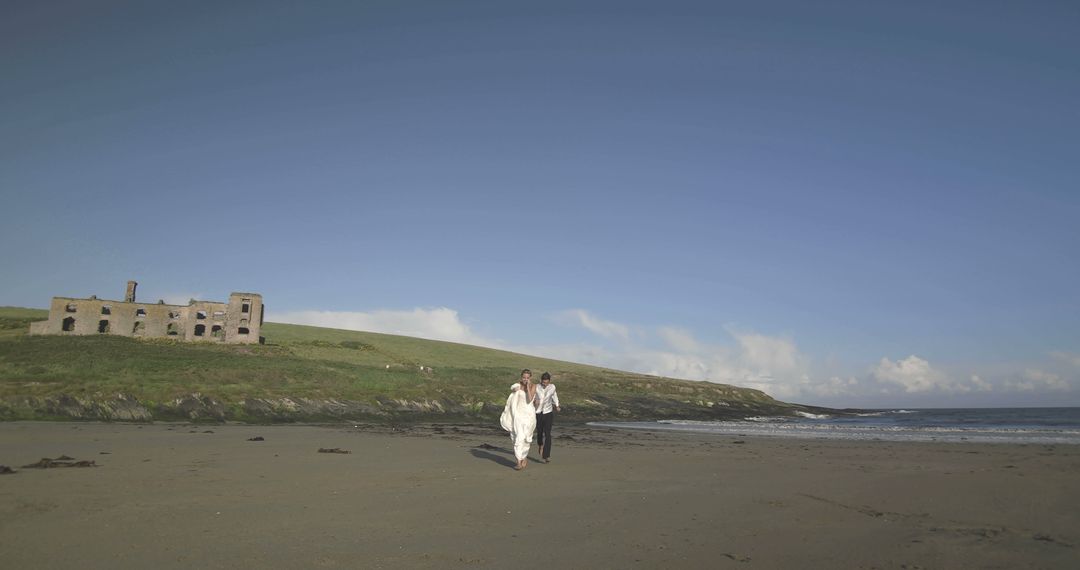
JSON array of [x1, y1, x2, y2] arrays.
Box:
[[872, 355, 960, 393], [268, 306, 1077, 406], [1050, 351, 1080, 369], [1005, 369, 1070, 392], [552, 311, 1078, 404], [547, 310, 817, 399], [551, 309, 634, 341], [271, 307, 500, 347]]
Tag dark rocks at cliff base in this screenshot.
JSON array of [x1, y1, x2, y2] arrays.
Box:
[[163, 394, 228, 422], [1, 391, 853, 424], [14, 393, 154, 421]]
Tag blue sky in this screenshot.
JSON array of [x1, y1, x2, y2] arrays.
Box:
[[2, 1, 1078, 407]]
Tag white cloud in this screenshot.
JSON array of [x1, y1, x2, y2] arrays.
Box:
[[553, 309, 633, 341], [1050, 351, 1080, 369], [969, 374, 993, 392], [811, 376, 860, 398], [657, 326, 700, 353], [547, 317, 819, 400], [736, 332, 801, 374], [635, 350, 714, 382], [872, 355, 964, 393], [720, 333, 812, 399], [1005, 369, 1070, 392], [271, 307, 500, 347]]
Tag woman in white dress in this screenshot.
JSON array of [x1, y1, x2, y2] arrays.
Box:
[[501, 369, 538, 470]]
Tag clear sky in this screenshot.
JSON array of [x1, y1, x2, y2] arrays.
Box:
[[3, 1, 1078, 407]]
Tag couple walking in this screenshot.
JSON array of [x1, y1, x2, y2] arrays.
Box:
[[500, 369, 560, 470]]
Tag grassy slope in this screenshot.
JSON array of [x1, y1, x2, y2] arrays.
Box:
[[0, 307, 791, 418]]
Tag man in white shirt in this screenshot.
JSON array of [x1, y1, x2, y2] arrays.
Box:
[[534, 372, 561, 463]]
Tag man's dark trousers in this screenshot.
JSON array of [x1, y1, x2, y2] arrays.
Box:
[[535, 412, 555, 459]]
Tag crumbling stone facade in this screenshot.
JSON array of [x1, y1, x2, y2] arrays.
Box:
[[29, 281, 264, 344]]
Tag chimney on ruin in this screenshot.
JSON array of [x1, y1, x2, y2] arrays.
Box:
[[125, 280, 138, 303]]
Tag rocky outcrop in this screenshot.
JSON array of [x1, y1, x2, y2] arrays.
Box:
[[237, 397, 382, 422], [0, 394, 155, 422], [157, 394, 228, 421], [0, 392, 823, 423]]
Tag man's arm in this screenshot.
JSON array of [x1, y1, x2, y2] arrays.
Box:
[[551, 385, 560, 411]]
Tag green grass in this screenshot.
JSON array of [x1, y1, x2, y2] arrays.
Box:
[[0, 307, 792, 419], [0, 306, 47, 339]]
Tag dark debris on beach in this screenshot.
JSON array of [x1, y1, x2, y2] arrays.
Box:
[[21, 456, 99, 469]]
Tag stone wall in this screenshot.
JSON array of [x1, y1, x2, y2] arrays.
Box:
[[28, 283, 263, 344]]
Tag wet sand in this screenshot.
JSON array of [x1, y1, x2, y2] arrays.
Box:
[[1, 421, 1077, 569]]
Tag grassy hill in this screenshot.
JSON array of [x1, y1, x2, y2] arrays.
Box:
[[0, 306, 819, 423]]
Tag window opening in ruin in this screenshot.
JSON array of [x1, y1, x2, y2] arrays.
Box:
[[136, 308, 147, 317], [101, 305, 111, 315], [98, 320, 110, 334], [194, 324, 206, 336], [132, 321, 145, 335], [167, 323, 179, 336], [238, 327, 250, 335], [196, 311, 207, 320], [168, 312, 179, 319], [211, 325, 224, 339], [240, 318, 249, 326], [242, 302, 250, 313], [62, 317, 76, 331], [65, 303, 77, 313]]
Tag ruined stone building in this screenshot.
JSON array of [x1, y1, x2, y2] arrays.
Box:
[[29, 281, 264, 344]]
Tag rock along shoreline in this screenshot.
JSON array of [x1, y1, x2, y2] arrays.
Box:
[[0, 392, 841, 424]]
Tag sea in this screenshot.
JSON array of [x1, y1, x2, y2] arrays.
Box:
[[590, 407, 1080, 445]]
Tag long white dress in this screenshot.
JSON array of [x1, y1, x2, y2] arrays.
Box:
[[502, 384, 536, 461]]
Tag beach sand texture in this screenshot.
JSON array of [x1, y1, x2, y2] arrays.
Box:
[[2, 422, 1077, 569]]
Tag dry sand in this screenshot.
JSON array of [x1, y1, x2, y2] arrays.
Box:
[[1, 421, 1077, 569]]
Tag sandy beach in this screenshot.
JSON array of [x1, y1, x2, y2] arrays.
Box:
[[2, 422, 1077, 569]]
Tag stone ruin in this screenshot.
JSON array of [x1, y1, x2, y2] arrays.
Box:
[[28, 280, 264, 344]]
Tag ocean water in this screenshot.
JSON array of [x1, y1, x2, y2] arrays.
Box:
[[590, 407, 1080, 444]]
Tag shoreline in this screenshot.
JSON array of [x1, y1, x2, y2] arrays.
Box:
[[2, 421, 1078, 568], [589, 419, 1080, 446]]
